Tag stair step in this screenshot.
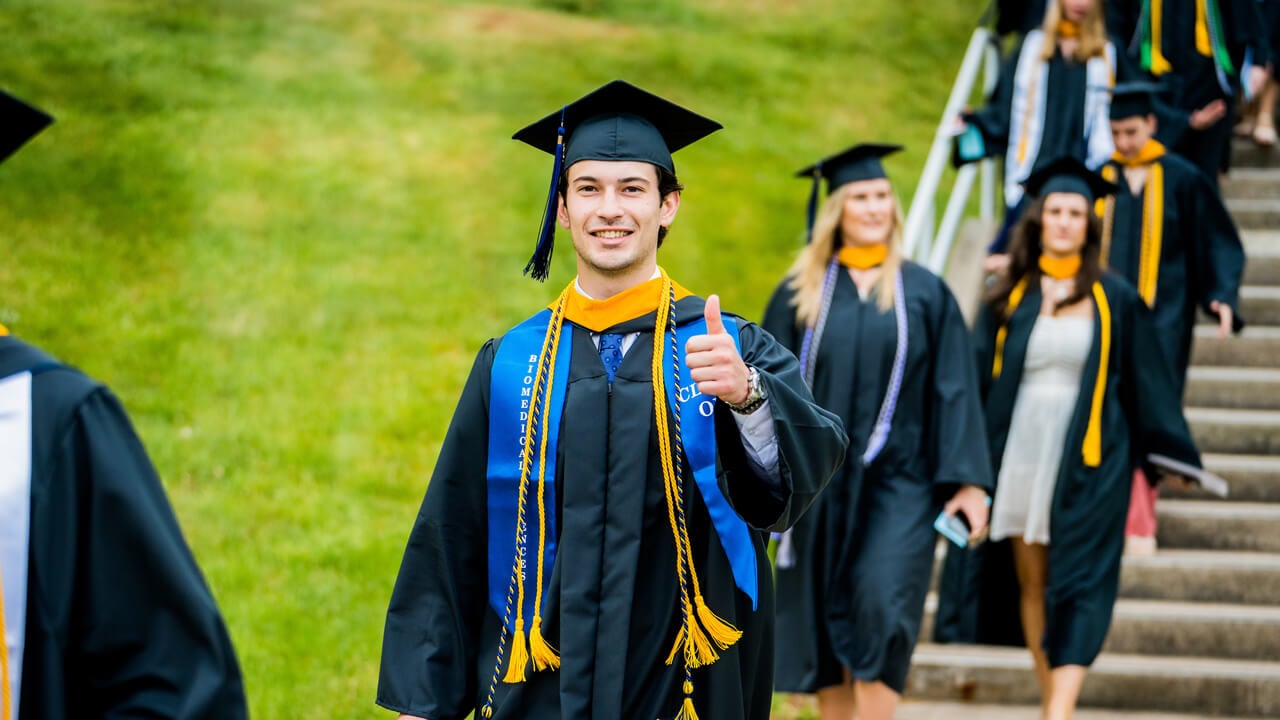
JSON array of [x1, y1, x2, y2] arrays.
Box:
[[1186, 407, 1280, 455], [1240, 287, 1280, 326], [1232, 138, 1280, 169], [1164, 454, 1280, 503], [1226, 198, 1280, 230], [1107, 599, 1280, 661], [1243, 252, 1280, 285], [1185, 367, 1280, 411], [1222, 168, 1280, 200], [893, 700, 1257, 720], [907, 643, 1280, 717], [1191, 325, 1280, 367], [1120, 550, 1280, 604], [921, 595, 1280, 661], [1157, 500, 1280, 553]]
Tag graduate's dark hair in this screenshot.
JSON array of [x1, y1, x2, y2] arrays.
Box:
[[558, 164, 684, 246], [987, 195, 1104, 317]]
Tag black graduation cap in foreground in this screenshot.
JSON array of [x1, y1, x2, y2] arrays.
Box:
[[1022, 156, 1119, 203], [794, 143, 903, 242], [1, 90, 53, 165], [1108, 81, 1164, 120], [512, 80, 722, 280]]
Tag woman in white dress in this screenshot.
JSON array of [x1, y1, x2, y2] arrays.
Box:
[[934, 156, 1204, 720]]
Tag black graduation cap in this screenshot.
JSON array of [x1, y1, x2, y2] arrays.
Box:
[[1, 91, 53, 165], [512, 80, 723, 280], [1022, 156, 1119, 203], [1108, 81, 1163, 120], [794, 143, 902, 243]]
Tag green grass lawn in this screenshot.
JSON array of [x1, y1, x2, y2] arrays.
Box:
[[1, 1, 983, 716]]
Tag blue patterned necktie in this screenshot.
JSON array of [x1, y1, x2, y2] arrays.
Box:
[[598, 333, 625, 384]]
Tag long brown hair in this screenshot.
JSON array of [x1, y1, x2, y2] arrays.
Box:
[[987, 196, 1104, 317], [785, 185, 905, 324], [1040, 0, 1109, 62]]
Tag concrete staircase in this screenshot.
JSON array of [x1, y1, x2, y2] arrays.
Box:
[[903, 142, 1280, 718]]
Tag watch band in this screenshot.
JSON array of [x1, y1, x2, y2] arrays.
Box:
[[728, 366, 768, 415]]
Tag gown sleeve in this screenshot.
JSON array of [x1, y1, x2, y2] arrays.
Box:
[[377, 342, 495, 719], [716, 319, 847, 533], [1188, 166, 1247, 331], [1116, 289, 1203, 475], [63, 386, 247, 719], [964, 40, 1021, 158], [928, 282, 995, 492], [760, 280, 801, 354]]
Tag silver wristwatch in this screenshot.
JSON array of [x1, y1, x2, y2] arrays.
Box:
[[727, 366, 767, 415]]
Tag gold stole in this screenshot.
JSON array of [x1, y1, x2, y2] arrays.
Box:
[[992, 277, 1112, 467], [1098, 139, 1167, 306], [1147, 0, 1215, 75]]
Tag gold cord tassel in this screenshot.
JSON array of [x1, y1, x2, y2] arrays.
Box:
[[528, 616, 560, 671], [674, 680, 701, 720], [502, 618, 530, 683], [694, 595, 743, 650]]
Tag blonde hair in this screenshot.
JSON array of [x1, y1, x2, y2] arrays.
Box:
[[785, 184, 905, 325], [1040, 0, 1108, 62]]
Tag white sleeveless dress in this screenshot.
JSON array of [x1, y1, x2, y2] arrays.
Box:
[[989, 314, 1094, 545]]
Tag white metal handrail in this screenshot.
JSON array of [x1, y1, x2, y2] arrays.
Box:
[[904, 27, 1001, 274]]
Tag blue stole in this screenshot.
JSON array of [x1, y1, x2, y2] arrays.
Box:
[[486, 308, 760, 632]]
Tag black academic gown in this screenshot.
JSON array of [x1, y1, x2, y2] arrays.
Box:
[[761, 262, 993, 694], [1101, 151, 1246, 395], [1141, 0, 1273, 177], [933, 274, 1201, 667], [0, 336, 247, 720], [377, 295, 848, 720]]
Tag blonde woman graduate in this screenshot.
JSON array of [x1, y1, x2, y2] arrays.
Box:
[[934, 157, 1204, 720], [762, 144, 993, 720], [376, 81, 848, 720]]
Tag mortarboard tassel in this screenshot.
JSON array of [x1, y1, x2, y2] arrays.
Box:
[[805, 165, 822, 244], [524, 107, 568, 281]]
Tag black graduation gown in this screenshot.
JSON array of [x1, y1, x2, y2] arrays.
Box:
[[0, 336, 247, 719], [1101, 151, 1246, 395], [933, 274, 1201, 667], [377, 295, 848, 720], [1141, 0, 1273, 177], [761, 262, 993, 694]]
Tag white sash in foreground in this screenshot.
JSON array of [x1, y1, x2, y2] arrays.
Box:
[[0, 371, 33, 720]]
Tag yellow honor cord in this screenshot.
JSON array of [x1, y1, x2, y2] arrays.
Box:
[[1083, 283, 1111, 467], [1098, 164, 1117, 267], [836, 244, 889, 270], [1, 574, 9, 720], [1038, 254, 1082, 280], [1149, 0, 1173, 74], [992, 277, 1029, 379]]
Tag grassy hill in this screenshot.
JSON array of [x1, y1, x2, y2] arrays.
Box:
[[0, 1, 984, 716]]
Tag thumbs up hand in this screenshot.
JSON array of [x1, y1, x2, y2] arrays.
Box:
[[685, 294, 751, 406]]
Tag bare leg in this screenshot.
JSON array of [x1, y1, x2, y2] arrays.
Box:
[[817, 668, 857, 720], [853, 679, 900, 720], [1255, 77, 1278, 146], [1045, 664, 1088, 720], [1010, 537, 1052, 716]]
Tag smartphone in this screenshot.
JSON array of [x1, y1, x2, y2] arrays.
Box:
[[934, 510, 973, 548]]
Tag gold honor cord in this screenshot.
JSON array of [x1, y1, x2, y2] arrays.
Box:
[[652, 279, 740, 720], [1, 574, 10, 720], [481, 288, 570, 718], [1138, 164, 1165, 306]]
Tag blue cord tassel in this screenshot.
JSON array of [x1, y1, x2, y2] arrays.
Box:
[[805, 165, 822, 244], [524, 107, 568, 281]]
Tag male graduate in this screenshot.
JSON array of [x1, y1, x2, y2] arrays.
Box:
[[377, 81, 848, 720], [0, 92, 247, 718], [1098, 82, 1246, 554]]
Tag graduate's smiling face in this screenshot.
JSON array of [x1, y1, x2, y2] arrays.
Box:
[[1110, 114, 1157, 159], [838, 178, 895, 247], [1040, 192, 1090, 258], [558, 160, 679, 286]]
